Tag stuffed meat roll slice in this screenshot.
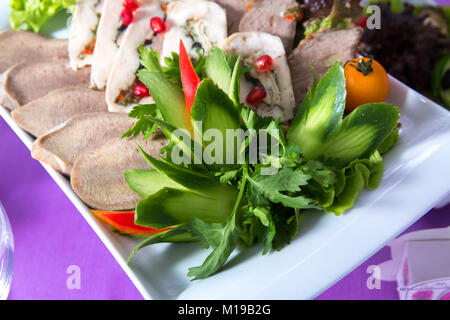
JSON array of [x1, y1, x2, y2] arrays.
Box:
[[71, 134, 167, 210], [91, 0, 141, 89], [68, 0, 104, 70], [106, 0, 165, 113], [161, 0, 227, 62], [211, 0, 246, 34], [221, 32, 296, 122]]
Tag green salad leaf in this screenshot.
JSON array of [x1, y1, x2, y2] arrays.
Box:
[[9, 0, 75, 33], [324, 150, 384, 215]]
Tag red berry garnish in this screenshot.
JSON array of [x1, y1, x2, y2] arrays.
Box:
[[150, 17, 166, 34], [123, 0, 138, 9], [355, 16, 368, 29], [246, 86, 267, 105], [255, 55, 273, 72], [133, 82, 150, 98], [121, 8, 134, 26]]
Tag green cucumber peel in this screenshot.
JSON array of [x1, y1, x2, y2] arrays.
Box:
[[288, 63, 346, 159], [137, 70, 192, 134], [144, 116, 201, 164], [321, 103, 400, 165], [204, 47, 233, 94], [124, 169, 186, 199], [135, 187, 237, 229], [127, 225, 198, 263], [137, 145, 238, 198]]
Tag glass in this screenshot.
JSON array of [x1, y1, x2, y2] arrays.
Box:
[[0, 202, 14, 299]]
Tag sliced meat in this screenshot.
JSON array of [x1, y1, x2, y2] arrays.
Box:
[[288, 28, 363, 105], [0, 30, 67, 73], [0, 60, 91, 110], [71, 135, 168, 210], [239, 0, 297, 53], [105, 2, 165, 113], [68, 0, 104, 70], [31, 112, 136, 175], [162, 0, 227, 62], [90, 0, 125, 89], [222, 32, 296, 121], [11, 86, 108, 137], [212, 0, 247, 34]]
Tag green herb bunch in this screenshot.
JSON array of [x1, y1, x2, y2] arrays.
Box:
[[124, 46, 399, 280]]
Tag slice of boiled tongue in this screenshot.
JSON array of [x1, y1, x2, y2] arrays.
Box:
[[71, 134, 168, 211], [0, 60, 91, 110], [11, 86, 108, 137], [0, 30, 68, 74], [212, 0, 247, 34], [239, 0, 297, 54], [288, 28, 363, 105], [31, 112, 136, 175]]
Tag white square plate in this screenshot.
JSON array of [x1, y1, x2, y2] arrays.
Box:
[[1, 4, 450, 299]]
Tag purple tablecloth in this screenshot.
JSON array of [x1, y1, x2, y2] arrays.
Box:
[[1, 116, 449, 300]]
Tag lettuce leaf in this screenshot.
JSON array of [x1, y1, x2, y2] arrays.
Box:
[[9, 0, 75, 33], [324, 150, 384, 215]]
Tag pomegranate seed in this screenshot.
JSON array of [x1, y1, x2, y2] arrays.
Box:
[[121, 8, 134, 26], [255, 55, 274, 72], [150, 17, 166, 34], [246, 86, 267, 105], [282, 121, 291, 136], [123, 0, 138, 10], [133, 82, 150, 98]]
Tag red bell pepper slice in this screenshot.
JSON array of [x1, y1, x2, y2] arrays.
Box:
[[91, 210, 170, 236], [179, 40, 201, 114]]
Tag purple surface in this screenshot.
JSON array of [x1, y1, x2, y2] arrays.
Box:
[[0, 117, 142, 300], [0, 116, 449, 300]]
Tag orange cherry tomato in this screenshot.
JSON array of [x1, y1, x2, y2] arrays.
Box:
[[344, 57, 389, 112]]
